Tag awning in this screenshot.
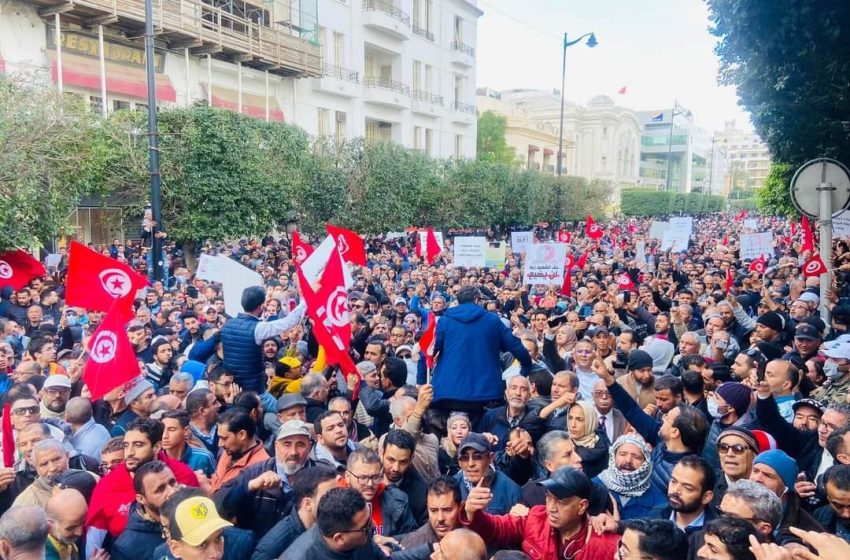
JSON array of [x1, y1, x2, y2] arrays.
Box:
[[0, 54, 5, 74], [48, 52, 176, 102], [543, 148, 554, 156], [528, 144, 540, 152], [202, 84, 285, 122]]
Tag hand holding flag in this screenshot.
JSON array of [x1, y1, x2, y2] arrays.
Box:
[[803, 254, 828, 277]]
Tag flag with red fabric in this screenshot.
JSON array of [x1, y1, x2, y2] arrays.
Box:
[[618, 86, 627, 95], [326, 224, 367, 266], [558, 230, 571, 244], [734, 209, 748, 221], [425, 228, 442, 265], [790, 220, 797, 237], [628, 224, 638, 234], [801, 215, 815, 253], [1, 403, 13, 468], [803, 254, 828, 277], [585, 215, 603, 239], [414, 232, 423, 258], [725, 267, 734, 293], [749, 256, 767, 275], [617, 273, 635, 292], [66, 241, 148, 312], [576, 252, 589, 270], [419, 313, 437, 369], [83, 302, 139, 400], [0, 250, 46, 290], [291, 231, 313, 265]]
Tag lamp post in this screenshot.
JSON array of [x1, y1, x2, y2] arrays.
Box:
[[664, 101, 692, 191], [557, 31, 597, 177], [144, 0, 164, 283]]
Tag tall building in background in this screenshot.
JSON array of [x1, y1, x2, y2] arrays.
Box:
[[476, 88, 641, 202], [713, 120, 771, 198]]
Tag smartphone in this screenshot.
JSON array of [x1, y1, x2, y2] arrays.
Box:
[[548, 315, 567, 328], [623, 291, 631, 304]]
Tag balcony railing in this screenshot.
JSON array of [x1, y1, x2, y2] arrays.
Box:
[[454, 101, 476, 114], [364, 76, 411, 96], [323, 63, 360, 83], [451, 41, 476, 57], [413, 25, 434, 41], [413, 90, 444, 105], [362, 0, 411, 25]]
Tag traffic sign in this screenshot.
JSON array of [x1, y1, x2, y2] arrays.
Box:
[[790, 158, 850, 219]]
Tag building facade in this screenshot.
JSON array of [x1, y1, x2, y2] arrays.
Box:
[[713, 120, 771, 197], [476, 89, 642, 201]]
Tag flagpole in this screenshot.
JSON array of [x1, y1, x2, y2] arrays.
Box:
[[145, 0, 164, 284], [557, 32, 597, 178]]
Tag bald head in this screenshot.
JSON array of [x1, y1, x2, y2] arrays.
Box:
[[438, 528, 486, 560], [46, 489, 87, 545], [151, 394, 182, 417], [64, 397, 93, 426], [0, 505, 47, 557]]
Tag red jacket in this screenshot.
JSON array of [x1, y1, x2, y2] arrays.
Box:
[[86, 451, 199, 536], [459, 505, 619, 560]]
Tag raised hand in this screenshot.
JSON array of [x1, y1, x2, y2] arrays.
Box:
[[464, 476, 493, 519]]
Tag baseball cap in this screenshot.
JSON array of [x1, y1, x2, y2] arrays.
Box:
[[792, 398, 825, 416], [173, 496, 232, 546], [794, 323, 820, 341], [537, 466, 592, 500], [54, 470, 98, 502], [394, 297, 406, 306], [276, 393, 307, 412], [278, 356, 302, 369], [824, 341, 850, 361], [587, 326, 608, 337], [43, 374, 72, 390], [798, 292, 820, 306], [458, 433, 492, 454], [276, 420, 311, 440]]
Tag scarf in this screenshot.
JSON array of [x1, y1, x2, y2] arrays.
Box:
[[571, 401, 599, 448], [47, 535, 79, 560], [597, 435, 652, 497], [557, 326, 578, 354]]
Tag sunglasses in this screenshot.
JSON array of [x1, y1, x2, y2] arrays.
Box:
[[717, 443, 753, 455], [12, 406, 39, 416]]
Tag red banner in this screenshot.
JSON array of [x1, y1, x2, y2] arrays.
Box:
[[66, 241, 148, 312], [0, 250, 46, 290]]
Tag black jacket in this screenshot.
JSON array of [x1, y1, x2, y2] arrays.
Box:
[[250, 510, 306, 560], [153, 526, 254, 560], [374, 484, 419, 537], [110, 504, 165, 560], [394, 466, 428, 527], [474, 405, 545, 452], [281, 525, 431, 560], [755, 395, 823, 477]]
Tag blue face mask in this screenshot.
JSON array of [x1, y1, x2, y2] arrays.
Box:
[[78, 315, 90, 326], [66, 315, 78, 327]]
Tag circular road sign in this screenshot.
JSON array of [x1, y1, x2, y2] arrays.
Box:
[[790, 158, 850, 219]]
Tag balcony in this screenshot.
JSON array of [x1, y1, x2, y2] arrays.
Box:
[[450, 41, 475, 67], [411, 89, 444, 117], [451, 100, 475, 125], [362, 0, 411, 41], [23, 0, 322, 78], [313, 63, 361, 97], [363, 76, 410, 109], [413, 25, 434, 41]]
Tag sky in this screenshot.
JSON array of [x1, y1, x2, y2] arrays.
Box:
[[474, 0, 752, 134]]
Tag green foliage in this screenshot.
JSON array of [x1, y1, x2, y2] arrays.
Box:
[[477, 111, 519, 166], [0, 77, 104, 250], [755, 162, 796, 217], [729, 198, 758, 211], [707, 0, 850, 210], [620, 189, 724, 216]]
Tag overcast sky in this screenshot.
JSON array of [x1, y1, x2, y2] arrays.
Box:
[[474, 0, 752, 134]]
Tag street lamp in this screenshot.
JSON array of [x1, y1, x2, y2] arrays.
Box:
[[144, 0, 164, 282], [557, 32, 597, 177], [665, 101, 692, 191]]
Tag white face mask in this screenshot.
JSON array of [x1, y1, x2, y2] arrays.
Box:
[[707, 396, 731, 419], [825, 360, 845, 380]]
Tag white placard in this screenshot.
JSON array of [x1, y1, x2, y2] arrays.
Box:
[[523, 243, 567, 285], [649, 221, 669, 240], [743, 218, 759, 230], [635, 241, 646, 265], [834, 211, 850, 239], [669, 217, 694, 236], [659, 217, 692, 252], [417, 231, 444, 252], [511, 231, 533, 253], [196, 253, 224, 281], [301, 235, 354, 288], [453, 237, 487, 268], [45, 254, 61, 270], [216, 256, 264, 318], [739, 232, 775, 260]]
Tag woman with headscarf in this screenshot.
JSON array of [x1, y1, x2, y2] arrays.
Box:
[[439, 412, 471, 476], [568, 401, 610, 478], [542, 324, 578, 372], [595, 435, 666, 520]]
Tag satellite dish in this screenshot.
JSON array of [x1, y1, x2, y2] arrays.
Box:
[[789, 158, 850, 219]]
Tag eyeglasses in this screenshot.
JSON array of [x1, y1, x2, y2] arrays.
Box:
[[340, 503, 374, 535], [346, 470, 383, 485], [574, 349, 593, 355], [458, 453, 487, 463], [719, 508, 762, 524], [11, 406, 39, 416], [592, 391, 611, 398], [717, 443, 752, 456]]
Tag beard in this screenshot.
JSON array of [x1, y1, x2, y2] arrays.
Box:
[[278, 459, 306, 476], [668, 494, 702, 514]]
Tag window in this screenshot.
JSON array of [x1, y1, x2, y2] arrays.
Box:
[[113, 100, 131, 112], [333, 32, 345, 66], [317, 108, 329, 137], [414, 126, 422, 150], [424, 65, 433, 93], [413, 60, 421, 92], [425, 129, 433, 156], [412, 0, 421, 28], [455, 134, 463, 158], [335, 111, 346, 143], [454, 16, 463, 44], [89, 96, 104, 114], [318, 27, 327, 59]]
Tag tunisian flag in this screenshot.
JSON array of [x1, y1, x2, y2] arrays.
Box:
[[66, 241, 148, 312], [585, 215, 603, 240], [291, 231, 313, 265], [725, 267, 734, 293], [735, 209, 748, 221], [0, 250, 46, 290], [558, 230, 571, 244], [749, 256, 767, 275], [576, 252, 589, 270], [326, 225, 367, 266], [82, 302, 138, 400], [425, 228, 442, 265], [803, 254, 828, 277], [419, 313, 437, 369], [801, 215, 815, 253], [616, 273, 635, 292], [297, 247, 357, 374]]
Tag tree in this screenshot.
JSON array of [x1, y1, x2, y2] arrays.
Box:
[[0, 77, 103, 251], [477, 111, 519, 166], [707, 0, 850, 211], [755, 162, 796, 217]]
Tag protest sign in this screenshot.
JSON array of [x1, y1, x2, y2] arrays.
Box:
[[834, 211, 850, 239], [523, 243, 567, 285], [301, 235, 354, 288], [453, 237, 487, 268], [511, 231, 533, 253], [196, 253, 224, 281], [649, 221, 669, 240], [739, 232, 774, 260], [485, 243, 506, 269], [417, 230, 444, 251], [743, 218, 759, 230]]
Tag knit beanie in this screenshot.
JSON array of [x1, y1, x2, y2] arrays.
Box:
[[716, 382, 751, 418], [753, 449, 798, 491], [717, 426, 758, 453], [756, 311, 786, 333], [124, 377, 154, 405], [627, 350, 653, 371], [751, 430, 778, 452]]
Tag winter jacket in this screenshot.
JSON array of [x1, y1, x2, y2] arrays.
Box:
[[456, 469, 522, 516], [250, 510, 306, 560], [281, 525, 432, 560], [776, 492, 825, 547], [152, 526, 254, 560], [110, 504, 165, 560], [221, 313, 265, 393], [431, 303, 532, 404], [602, 482, 667, 520], [458, 507, 619, 560], [475, 405, 546, 452], [813, 505, 850, 542], [755, 394, 823, 478], [575, 431, 611, 479]]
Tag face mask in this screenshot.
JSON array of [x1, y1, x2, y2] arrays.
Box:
[[707, 397, 730, 419], [66, 315, 78, 327], [825, 360, 844, 380]]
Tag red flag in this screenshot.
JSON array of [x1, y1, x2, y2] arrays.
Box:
[[0, 250, 47, 290], [66, 241, 148, 312], [627, 224, 638, 234], [749, 256, 767, 275], [576, 252, 589, 270], [419, 313, 437, 369], [414, 232, 423, 258], [801, 215, 815, 253], [326, 225, 367, 266], [425, 228, 442, 265], [616, 273, 635, 292], [617, 86, 627, 95], [734, 209, 748, 221], [803, 254, 828, 277], [83, 302, 139, 400], [291, 231, 313, 266], [790, 220, 797, 237], [560, 267, 572, 297], [1, 403, 13, 468], [725, 267, 734, 293], [297, 249, 357, 374], [722, 235, 729, 245], [558, 230, 571, 244], [585, 215, 603, 240]]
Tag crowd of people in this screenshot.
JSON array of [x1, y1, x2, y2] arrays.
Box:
[[1, 213, 850, 560]]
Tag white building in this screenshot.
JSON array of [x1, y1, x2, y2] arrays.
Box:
[[295, 0, 482, 159], [714, 120, 771, 195], [476, 89, 642, 200]]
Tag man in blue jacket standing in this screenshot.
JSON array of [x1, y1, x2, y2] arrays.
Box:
[[430, 286, 532, 433]]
